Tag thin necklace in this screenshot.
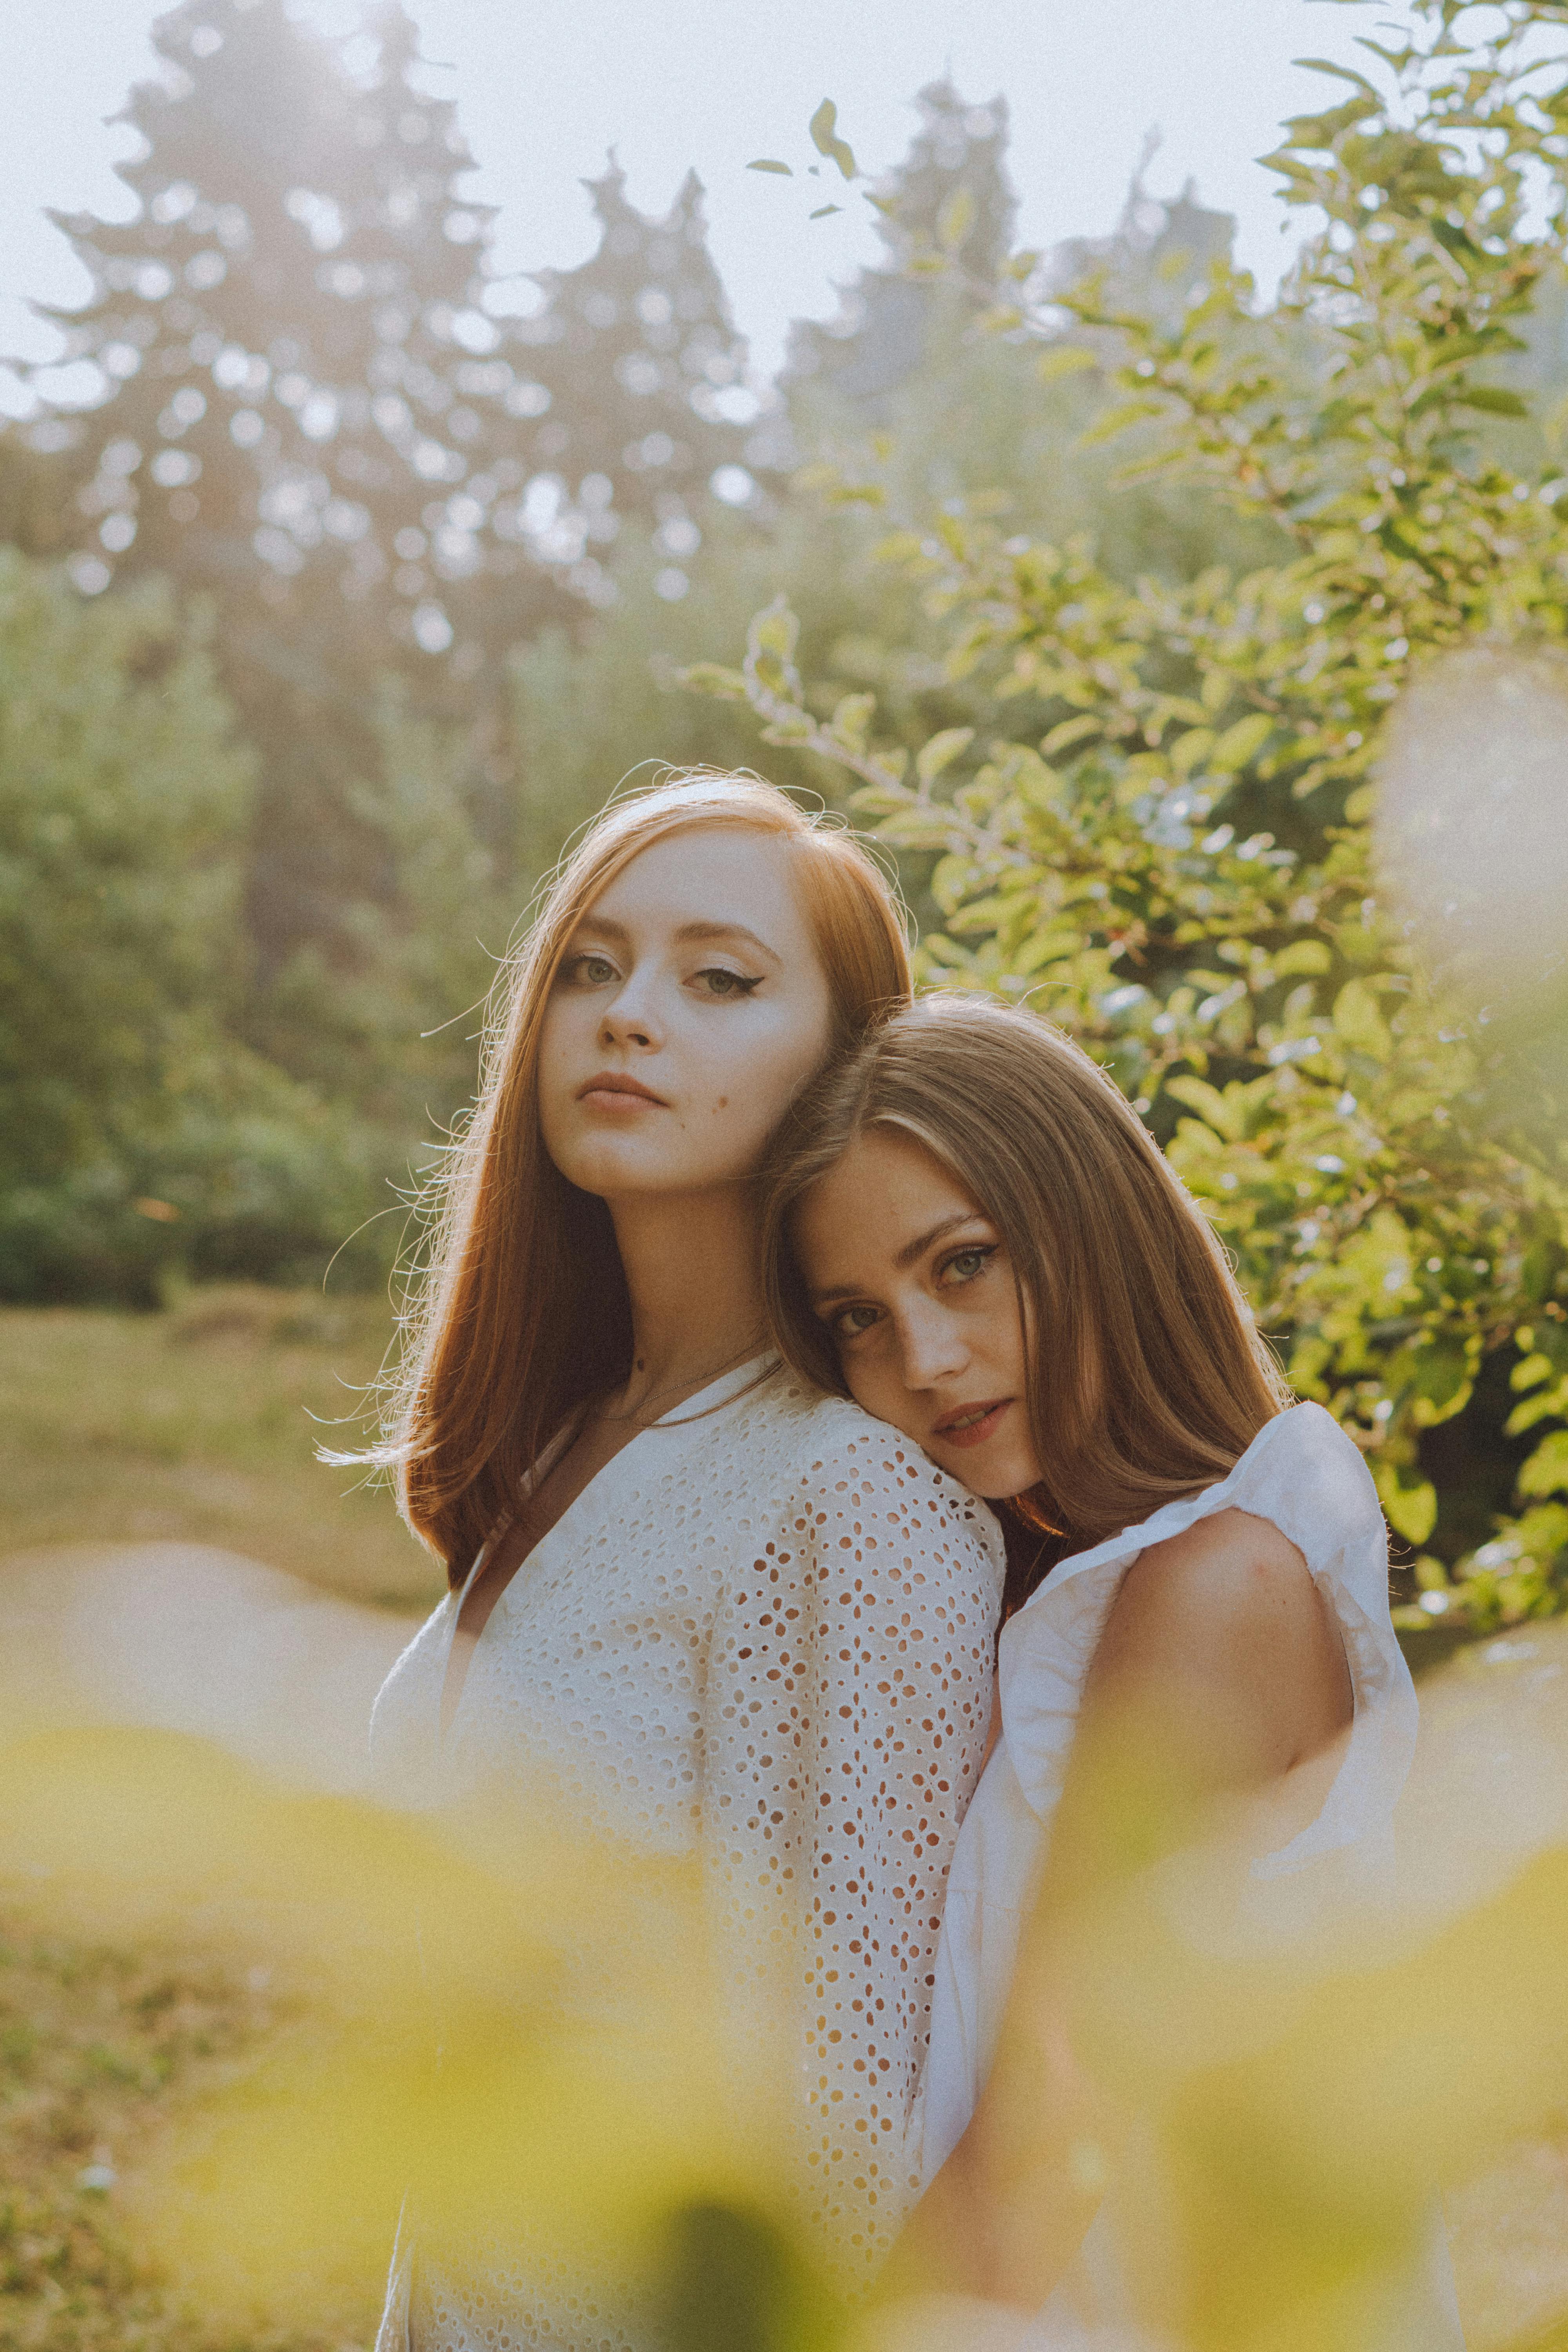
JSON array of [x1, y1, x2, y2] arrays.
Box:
[[596, 1341, 779, 1428]]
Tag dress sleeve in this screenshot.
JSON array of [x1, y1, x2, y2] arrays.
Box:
[[702, 1414, 1004, 2289]]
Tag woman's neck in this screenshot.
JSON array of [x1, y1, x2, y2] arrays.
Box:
[[606, 1183, 769, 1419]]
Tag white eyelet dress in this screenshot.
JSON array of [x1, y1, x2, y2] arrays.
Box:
[[367, 1358, 1006, 2351], [912, 1401, 1467, 2350]]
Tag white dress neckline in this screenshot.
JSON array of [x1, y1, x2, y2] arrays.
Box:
[[441, 1355, 786, 1735]]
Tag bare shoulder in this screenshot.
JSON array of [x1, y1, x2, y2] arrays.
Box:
[[1118, 1507, 1316, 1632], [1091, 1507, 1349, 1749]]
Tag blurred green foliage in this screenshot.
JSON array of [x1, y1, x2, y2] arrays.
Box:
[[0, 552, 380, 1300], [688, 0, 1568, 1638]]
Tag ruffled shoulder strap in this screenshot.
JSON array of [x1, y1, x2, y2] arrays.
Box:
[[996, 1404, 1417, 1876]]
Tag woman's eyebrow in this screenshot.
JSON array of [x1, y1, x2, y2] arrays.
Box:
[[895, 1211, 984, 1267], [673, 919, 782, 967]]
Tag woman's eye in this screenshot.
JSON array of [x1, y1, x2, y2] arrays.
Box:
[[563, 953, 618, 987], [693, 966, 761, 999], [940, 1245, 995, 1287], [829, 1303, 882, 1342]]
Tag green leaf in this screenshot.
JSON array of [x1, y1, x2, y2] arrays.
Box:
[[877, 810, 953, 852], [1292, 55, 1379, 94], [674, 662, 749, 704], [1407, 1339, 1474, 1427], [1519, 1430, 1568, 1500], [1333, 978, 1392, 1060], [828, 692, 876, 752], [1455, 384, 1530, 417], [1170, 727, 1214, 777], [1282, 94, 1381, 148], [809, 98, 857, 180], [746, 160, 793, 175], [1165, 1074, 1243, 1140], [1376, 1465, 1438, 1546], [1041, 714, 1102, 757], [1210, 711, 1272, 772], [916, 727, 976, 786], [809, 204, 843, 221], [747, 596, 799, 666], [1037, 345, 1098, 383], [1274, 940, 1332, 977], [743, 595, 803, 703], [1082, 397, 1165, 445]]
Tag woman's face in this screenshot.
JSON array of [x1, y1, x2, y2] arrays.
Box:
[[793, 1127, 1042, 1500], [538, 826, 834, 1203]]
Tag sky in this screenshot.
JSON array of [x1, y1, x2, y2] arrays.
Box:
[[0, 0, 1394, 414]]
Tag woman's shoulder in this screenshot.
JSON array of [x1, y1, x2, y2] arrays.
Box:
[[748, 1374, 1005, 1555], [1107, 1506, 1323, 1672]]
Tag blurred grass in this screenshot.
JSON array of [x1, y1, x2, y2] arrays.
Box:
[[0, 1287, 442, 1613], [0, 1900, 364, 2352]]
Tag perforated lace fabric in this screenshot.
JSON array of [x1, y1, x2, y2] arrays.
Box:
[[368, 1361, 1006, 2351]]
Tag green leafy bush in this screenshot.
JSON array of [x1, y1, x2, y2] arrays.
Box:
[[690, 0, 1568, 1641]]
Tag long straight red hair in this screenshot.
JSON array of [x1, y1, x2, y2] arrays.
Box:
[[365, 775, 911, 1581]]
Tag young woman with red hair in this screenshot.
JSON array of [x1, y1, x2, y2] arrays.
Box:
[[361, 781, 1005, 2349]]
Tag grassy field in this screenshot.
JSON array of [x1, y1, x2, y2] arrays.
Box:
[[0, 1288, 444, 1615]]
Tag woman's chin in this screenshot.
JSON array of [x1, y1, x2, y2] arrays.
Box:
[[928, 1440, 1040, 1502]]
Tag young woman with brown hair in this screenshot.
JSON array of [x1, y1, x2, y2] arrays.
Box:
[[361, 781, 1006, 2350], [764, 993, 1463, 2347]]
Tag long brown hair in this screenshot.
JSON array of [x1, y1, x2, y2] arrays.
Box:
[[367, 774, 911, 1581], [762, 994, 1291, 1607]]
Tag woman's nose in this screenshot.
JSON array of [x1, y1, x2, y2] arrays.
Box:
[[897, 1301, 969, 1390], [597, 980, 661, 1050]]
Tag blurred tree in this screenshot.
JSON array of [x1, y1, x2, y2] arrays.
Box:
[[24, 0, 561, 974], [786, 80, 1017, 416], [0, 424, 73, 559], [782, 94, 1286, 604], [0, 550, 377, 1301], [505, 160, 764, 610]]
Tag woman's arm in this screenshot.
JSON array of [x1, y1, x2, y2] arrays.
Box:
[[886, 1506, 1353, 2310], [703, 1422, 1003, 2287]]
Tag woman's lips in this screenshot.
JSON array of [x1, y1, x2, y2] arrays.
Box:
[[933, 1399, 1012, 1450], [577, 1073, 667, 1112]]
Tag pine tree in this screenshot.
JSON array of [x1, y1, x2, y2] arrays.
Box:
[[25, 0, 557, 963], [1051, 151, 1239, 328], [786, 81, 1018, 413], [505, 161, 761, 605]]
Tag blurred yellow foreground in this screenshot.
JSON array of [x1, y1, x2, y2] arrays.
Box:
[[1, 1547, 1565, 2352]]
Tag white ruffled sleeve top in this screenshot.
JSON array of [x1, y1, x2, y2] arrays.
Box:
[[369, 1358, 1006, 2309], [915, 1400, 1466, 2349]]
